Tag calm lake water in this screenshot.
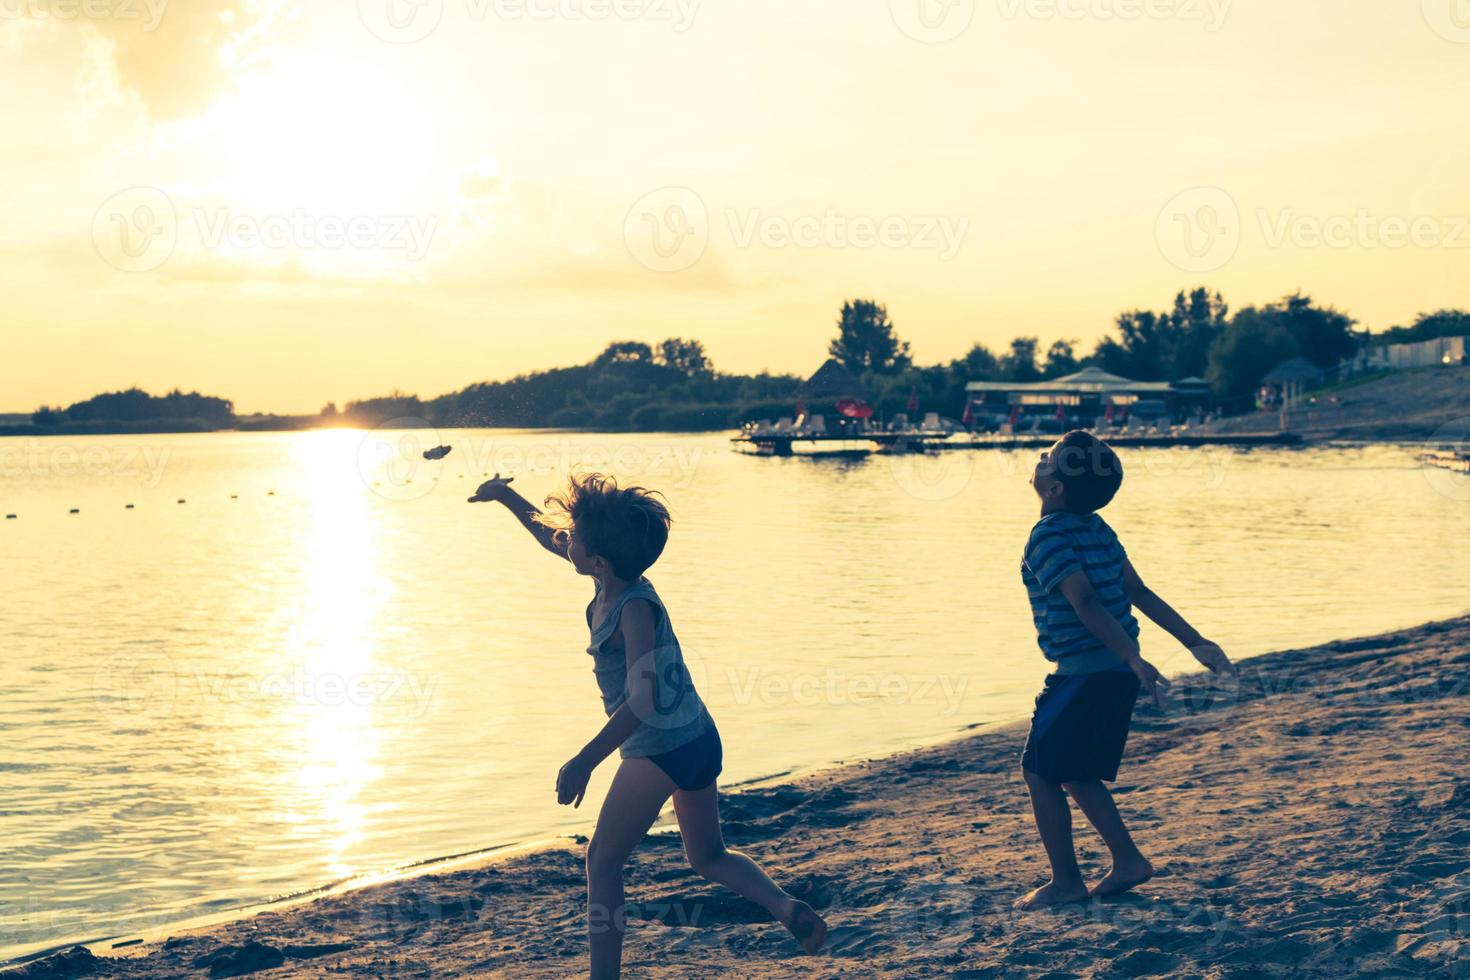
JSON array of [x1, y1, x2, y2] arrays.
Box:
[[2, 428, 1468, 960]]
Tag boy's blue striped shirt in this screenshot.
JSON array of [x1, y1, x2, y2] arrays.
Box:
[[1021, 511, 1139, 674]]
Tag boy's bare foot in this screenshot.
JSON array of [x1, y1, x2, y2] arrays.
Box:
[[782, 899, 828, 954], [1012, 880, 1089, 910], [1090, 858, 1155, 899]]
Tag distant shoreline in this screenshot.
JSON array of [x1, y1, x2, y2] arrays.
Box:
[[0, 421, 1456, 444]]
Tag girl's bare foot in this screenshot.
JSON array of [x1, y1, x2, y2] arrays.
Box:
[[1089, 858, 1155, 899], [1013, 879, 1089, 910], [782, 899, 828, 954]]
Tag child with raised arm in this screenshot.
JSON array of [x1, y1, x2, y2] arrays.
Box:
[[1014, 431, 1235, 910], [469, 472, 827, 978]]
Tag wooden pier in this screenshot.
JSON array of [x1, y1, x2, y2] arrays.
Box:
[[731, 430, 1304, 457]]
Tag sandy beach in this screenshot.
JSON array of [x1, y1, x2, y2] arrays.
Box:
[[11, 616, 1470, 979]]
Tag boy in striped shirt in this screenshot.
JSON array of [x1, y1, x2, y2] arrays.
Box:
[[1014, 430, 1234, 910]]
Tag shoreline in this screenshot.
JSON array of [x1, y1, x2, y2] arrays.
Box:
[[0, 422, 1459, 447], [9, 615, 1469, 977], [1, 721, 1021, 970]]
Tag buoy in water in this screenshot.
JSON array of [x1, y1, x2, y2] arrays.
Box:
[[69, 508, 80, 514], [6, 513, 17, 519], [177, 499, 186, 504], [126, 504, 135, 510]]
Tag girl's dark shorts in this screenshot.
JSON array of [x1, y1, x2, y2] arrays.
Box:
[[1021, 667, 1140, 783], [648, 723, 723, 792]]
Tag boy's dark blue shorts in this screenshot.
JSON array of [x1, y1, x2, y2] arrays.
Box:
[[1021, 667, 1140, 783]]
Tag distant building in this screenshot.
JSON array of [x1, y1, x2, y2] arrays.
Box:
[[1173, 376, 1213, 413], [1259, 358, 1325, 410], [964, 367, 1179, 430], [797, 359, 870, 405], [1351, 334, 1468, 371]]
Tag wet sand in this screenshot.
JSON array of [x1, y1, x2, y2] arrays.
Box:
[[11, 616, 1470, 978]]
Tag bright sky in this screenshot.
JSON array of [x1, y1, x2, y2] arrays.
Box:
[[3, 0, 1467, 413]]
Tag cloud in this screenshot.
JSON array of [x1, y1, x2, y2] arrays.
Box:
[[15, 0, 294, 121]]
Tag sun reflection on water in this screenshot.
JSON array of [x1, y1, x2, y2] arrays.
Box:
[[281, 430, 389, 878]]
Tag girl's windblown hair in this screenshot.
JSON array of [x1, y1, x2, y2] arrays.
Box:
[[537, 473, 671, 580]]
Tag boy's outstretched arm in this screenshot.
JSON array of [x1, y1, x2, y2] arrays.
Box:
[[1121, 558, 1234, 675], [468, 473, 569, 560], [1056, 571, 1170, 708]]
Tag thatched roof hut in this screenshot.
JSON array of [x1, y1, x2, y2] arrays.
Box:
[[798, 359, 870, 402], [1261, 357, 1324, 386]]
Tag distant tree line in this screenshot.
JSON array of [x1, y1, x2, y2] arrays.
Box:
[[1368, 310, 1470, 347], [826, 289, 1374, 419], [341, 339, 802, 432], [31, 388, 234, 427], [25, 296, 1468, 434]]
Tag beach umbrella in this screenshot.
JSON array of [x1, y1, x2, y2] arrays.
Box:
[[836, 398, 874, 420], [962, 399, 974, 427]]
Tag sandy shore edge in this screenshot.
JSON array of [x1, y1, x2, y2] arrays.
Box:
[[9, 615, 1470, 978]]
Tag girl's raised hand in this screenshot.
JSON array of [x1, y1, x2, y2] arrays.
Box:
[[468, 473, 515, 504]]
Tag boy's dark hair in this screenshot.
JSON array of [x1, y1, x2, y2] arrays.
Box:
[[539, 473, 671, 580], [1051, 430, 1123, 513]]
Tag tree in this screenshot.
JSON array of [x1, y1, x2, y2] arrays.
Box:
[[1001, 337, 1041, 382], [1206, 308, 1300, 405], [829, 300, 910, 375], [1106, 310, 1174, 380], [1269, 293, 1357, 368], [1090, 287, 1230, 381], [656, 338, 711, 377], [1206, 294, 1355, 406], [1042, 339, 1080, 378], [1169, 287, 1229, 379], [1374, 309, 1470, 345], [594, 341, 654, 368], [951, 342, 1001, 381]]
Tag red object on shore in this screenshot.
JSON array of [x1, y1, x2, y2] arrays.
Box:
[[906, 387, 919, 414], [962, 399, 974, 426], [795, 397, 807, 418], [836, 398, 874, 419], [1008, 406, 1021, 427]]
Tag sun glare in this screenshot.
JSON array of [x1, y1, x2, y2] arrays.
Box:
[[192, 51, 447, 218]]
